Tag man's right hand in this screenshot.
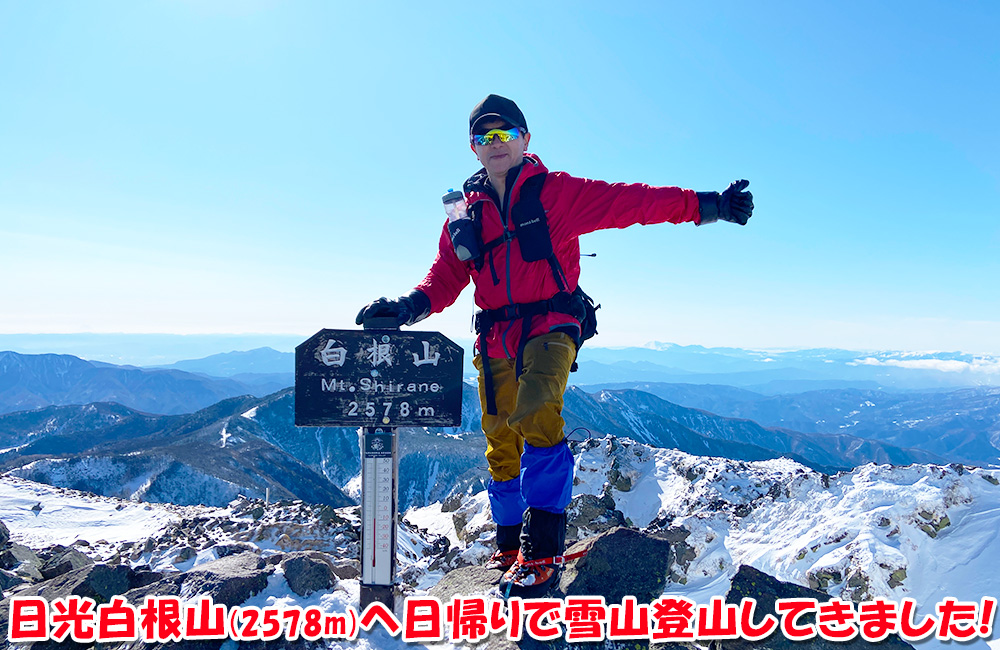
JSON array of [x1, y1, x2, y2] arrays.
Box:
[[696, 179, 754, 226], [355, 290, 430, 327], [718, 179, 753, 225]]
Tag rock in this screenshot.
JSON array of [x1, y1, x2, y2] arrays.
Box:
[[281, 551, 337, 597], [430, 550, 675, 650], [557, 527, 675, 604], [129, 569, 165, 590], [331, 558, 361, 580], [0, 568, 25, 593], [428, 546, 463, 572], [0, 520, 9, 547], [428, 564, 504, 602], [0, 564, 130, 650], [844, 570, 871, 600], [725, 565, 915, 650], [604, 437, 651, 495], [214, 542, 258, 558], [173, 545, 197, 564], [806, 568, 842, 591], [123, 551, 272, 609], [39, 547, 95, 580], [1, 563, 132, 605], [441, 492, 464, 513], [452, 500, 494, 545], [0, 543, 31, 569], [566, 493, 627, 541], [916, 513, 950, 538], [315, 505, 347, 526], [0, 543, 44, 581]]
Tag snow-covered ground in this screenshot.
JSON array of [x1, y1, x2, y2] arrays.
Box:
[[0, 476, 195, 550], [3, 436, 999, 650]]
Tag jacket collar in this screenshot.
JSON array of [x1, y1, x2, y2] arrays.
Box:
[[463, 154, 547, 203]]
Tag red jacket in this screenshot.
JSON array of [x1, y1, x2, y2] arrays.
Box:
[[415, 154, 702, 358]]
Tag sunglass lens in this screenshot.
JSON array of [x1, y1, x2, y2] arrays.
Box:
[[472, 128, 518, 146]]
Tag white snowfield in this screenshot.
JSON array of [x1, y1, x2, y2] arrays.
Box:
[[3, 437, 999, 650], [0, 476, 198, 549]]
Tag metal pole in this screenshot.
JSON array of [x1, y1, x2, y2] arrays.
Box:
[[359, 425, 398, 609], [359, 317, 400, 611]]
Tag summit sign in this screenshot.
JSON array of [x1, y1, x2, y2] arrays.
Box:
[[294, 329, 464, 428]]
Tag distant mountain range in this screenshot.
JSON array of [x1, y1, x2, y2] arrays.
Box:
[[583, 382, 1000, 467], [0, 350, 290, 416], [152, 346, 294, 377], [158, 341, 1000, 393], [6, 337, 1000, 393]]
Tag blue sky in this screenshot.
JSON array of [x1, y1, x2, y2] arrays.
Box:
[[2, 1, 998, 355]]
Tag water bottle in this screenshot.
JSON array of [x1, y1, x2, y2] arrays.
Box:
[[443, 188, 479, 262], [443, 188, 467, 221]]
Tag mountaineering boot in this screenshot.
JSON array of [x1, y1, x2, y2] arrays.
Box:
[[499, 507, 567, 598], [485, 523, 522, 570]]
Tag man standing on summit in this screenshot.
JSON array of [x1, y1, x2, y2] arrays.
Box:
[[356, 94, 753, 597]]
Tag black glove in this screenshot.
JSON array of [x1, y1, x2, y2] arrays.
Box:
[[355, 289, 431, 327], [697, 179, 754, 225]]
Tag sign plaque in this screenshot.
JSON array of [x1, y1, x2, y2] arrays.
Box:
[[294, 329, 464, 428]]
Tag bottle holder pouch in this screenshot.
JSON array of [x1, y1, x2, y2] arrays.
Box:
[[447, 215, 481, 262]]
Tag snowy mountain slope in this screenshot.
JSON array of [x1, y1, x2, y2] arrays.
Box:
[[584, 382, 1000, 467], [0, 476, 449, 650], [564, 387, 945, 472], [409, 436, 1000, 650], [565, 436, 1000, 608], [0, 396, 352, 508]]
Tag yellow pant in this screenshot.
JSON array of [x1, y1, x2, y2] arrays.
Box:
[[473, 332, 577, 482]]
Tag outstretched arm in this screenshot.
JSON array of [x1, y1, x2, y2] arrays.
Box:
[[547, 173, 753, 241]]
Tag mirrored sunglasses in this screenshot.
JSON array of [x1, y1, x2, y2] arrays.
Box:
[[471, 127, 521, 146]]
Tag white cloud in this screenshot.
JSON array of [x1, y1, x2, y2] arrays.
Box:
[[852, 357, 1000, 374]]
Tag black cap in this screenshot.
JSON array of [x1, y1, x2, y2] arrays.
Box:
[[469, 94, 528, 134]]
